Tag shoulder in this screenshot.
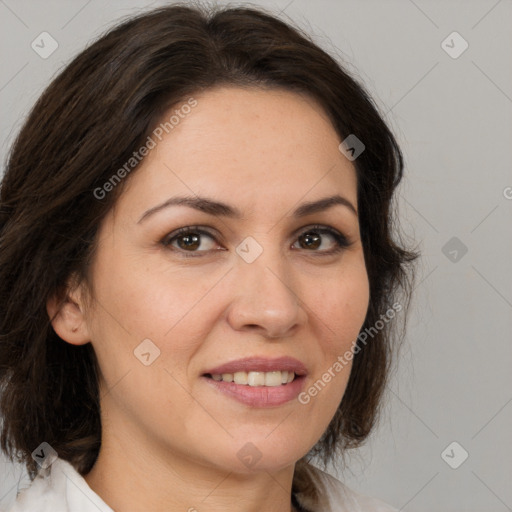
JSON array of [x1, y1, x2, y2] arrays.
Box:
[[294, 463, 399, 512], [4, 457, 113, 512], [4, 462, 63, 512]]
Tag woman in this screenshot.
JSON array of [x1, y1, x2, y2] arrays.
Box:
[[0, 3, 418, 511]]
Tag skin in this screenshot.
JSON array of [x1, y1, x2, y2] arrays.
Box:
[[47, 86, 370, 512]]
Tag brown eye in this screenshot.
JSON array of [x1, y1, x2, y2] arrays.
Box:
[[176, 233, 201, 251], [298, 231, 322, 250], [162, 227, 218, 256], [161, 224, 351, 258], [293, 226, 350, 254]]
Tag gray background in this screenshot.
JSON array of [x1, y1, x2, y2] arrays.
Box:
[[1, 1, 511, 510]]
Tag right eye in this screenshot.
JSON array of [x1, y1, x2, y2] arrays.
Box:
[[161, 226, 222, 257]]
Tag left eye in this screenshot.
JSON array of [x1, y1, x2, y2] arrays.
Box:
[[161, 225, 350, 257], [293, 226, 349, 252]]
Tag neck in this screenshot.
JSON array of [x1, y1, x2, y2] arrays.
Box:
[[83, 417, 298, 512]]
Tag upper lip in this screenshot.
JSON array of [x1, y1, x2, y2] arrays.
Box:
[[203, 356, 308, 376]]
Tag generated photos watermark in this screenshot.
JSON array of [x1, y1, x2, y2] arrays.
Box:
[[93, 97, 197, 200], [298, 301, 402, 404]]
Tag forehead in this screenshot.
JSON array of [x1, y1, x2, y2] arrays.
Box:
[[118, 86, 357, 216]]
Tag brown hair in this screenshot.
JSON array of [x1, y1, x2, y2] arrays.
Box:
[[0, 1, 418, 490]]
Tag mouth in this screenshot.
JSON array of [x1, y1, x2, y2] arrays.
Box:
[[203, 370, 298, 386], [201, 356, 308, 407]]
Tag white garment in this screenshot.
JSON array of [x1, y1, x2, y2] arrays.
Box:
[[4, 457, 398, 512]]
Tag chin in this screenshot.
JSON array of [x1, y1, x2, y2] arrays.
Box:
[[220, 433, 313, 474]]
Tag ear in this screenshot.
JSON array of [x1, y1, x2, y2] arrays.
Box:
[[46, 275, 91, 346]]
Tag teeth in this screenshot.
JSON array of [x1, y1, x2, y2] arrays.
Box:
[[233, 371, 248, 385], [248, 372, 265, 386], [264, 371, 282, 387], [210, 370, 296, 386]]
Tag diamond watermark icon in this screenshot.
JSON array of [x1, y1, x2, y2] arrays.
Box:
[[237, 442, 263, 469], [31, 31, 59, 59], [339, 134, 365, 161], [236, 236, 263, 263], [134, 338, 161, 366], [441, 441, 469, 469], [441, 32, 468, 59], [31, 442, 58, 469], [442, 236, 468, 263]]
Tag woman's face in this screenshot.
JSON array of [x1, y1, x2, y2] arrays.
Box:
[[75, 86, 369, 473]]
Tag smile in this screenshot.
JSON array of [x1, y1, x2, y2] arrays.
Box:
[[202, 373, 306, 407], [206, 370, 296, 386]]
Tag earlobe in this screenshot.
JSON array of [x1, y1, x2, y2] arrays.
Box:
[[46, 286, 91, 346]]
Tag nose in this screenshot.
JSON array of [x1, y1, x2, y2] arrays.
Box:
[[226, 242, 308, 339]]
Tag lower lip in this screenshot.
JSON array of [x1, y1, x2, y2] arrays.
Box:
[[201, 375, 306, 407]]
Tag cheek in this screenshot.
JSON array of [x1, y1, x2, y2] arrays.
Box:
[[91, 240, 198, 331], [297, 266, 369, 425], [87, 249, 226, 380], [314, 262, 370, 353]]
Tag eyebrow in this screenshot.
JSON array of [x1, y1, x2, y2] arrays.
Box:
[[137, 194, 357, 224]]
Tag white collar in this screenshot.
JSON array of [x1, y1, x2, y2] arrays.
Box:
[[7, 457, 113, 512]]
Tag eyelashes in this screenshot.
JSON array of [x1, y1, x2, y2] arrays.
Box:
[[160, 224, 352, 258]]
